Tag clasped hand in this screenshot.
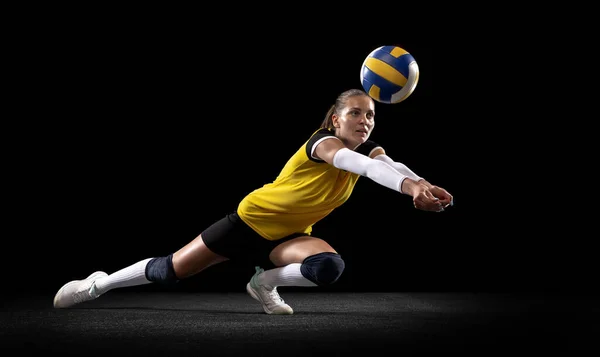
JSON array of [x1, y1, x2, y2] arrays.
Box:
[[412, 185, 453, 212]]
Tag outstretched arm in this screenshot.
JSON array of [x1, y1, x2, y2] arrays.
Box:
[[314, 138, 444, 212]]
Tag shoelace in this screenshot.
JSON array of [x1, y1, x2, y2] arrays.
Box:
[[267, 287, 285, 304], [72, 288, 92, 304]]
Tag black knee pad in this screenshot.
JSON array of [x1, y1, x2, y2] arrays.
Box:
[[300, 252, 345, 286], [145, 254, 179, 285]]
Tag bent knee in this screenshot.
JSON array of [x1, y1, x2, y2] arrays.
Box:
[[300, 252, 345, 286], [145, 254, 179, 285]]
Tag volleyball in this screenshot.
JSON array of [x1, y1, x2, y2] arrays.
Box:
[[360, 45, 419, 104]]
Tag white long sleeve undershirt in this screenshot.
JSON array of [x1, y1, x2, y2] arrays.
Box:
[[373, 153, 423, 182], [332, 148, 408, 193]]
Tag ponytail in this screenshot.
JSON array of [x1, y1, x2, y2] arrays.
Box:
[[319, 105, 336, 130]]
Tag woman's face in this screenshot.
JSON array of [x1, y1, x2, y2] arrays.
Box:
[[332, 95, 375, 148]]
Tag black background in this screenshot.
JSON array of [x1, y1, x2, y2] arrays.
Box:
[[5, 10, 594, 298]]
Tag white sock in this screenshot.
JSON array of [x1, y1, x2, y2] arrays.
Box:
[[92, 258, 153, 296], [258, 263, 317, 289]]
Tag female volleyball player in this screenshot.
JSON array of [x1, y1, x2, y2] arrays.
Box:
[[53, 89, 453, 315]]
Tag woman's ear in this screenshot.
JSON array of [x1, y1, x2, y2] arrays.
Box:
[[331, 114, 340, 128]]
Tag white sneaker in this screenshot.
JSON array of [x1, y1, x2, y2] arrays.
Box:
[[246, 266, 293, 315], [53, 271, 108, 308]]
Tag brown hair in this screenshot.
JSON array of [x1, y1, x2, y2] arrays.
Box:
[[320, 89, 371, 130]]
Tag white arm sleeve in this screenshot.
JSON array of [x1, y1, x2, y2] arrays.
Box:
[[373, 154, 423, 182], [332, 148, 407, 193]]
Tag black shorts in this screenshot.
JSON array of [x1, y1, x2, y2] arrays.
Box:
[[201, 212, 307, 267]]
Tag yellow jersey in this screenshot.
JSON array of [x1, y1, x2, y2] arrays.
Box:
[[237, 128, 381, 240]]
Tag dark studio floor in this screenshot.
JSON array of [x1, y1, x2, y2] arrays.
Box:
[[1, 290, 598, 356]]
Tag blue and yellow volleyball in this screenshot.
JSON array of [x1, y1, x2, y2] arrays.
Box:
[[360, 45, 419, 104]]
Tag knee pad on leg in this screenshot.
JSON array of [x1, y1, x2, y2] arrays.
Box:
[[145, 254, 179, 285], [300, 252, 345, 286]]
